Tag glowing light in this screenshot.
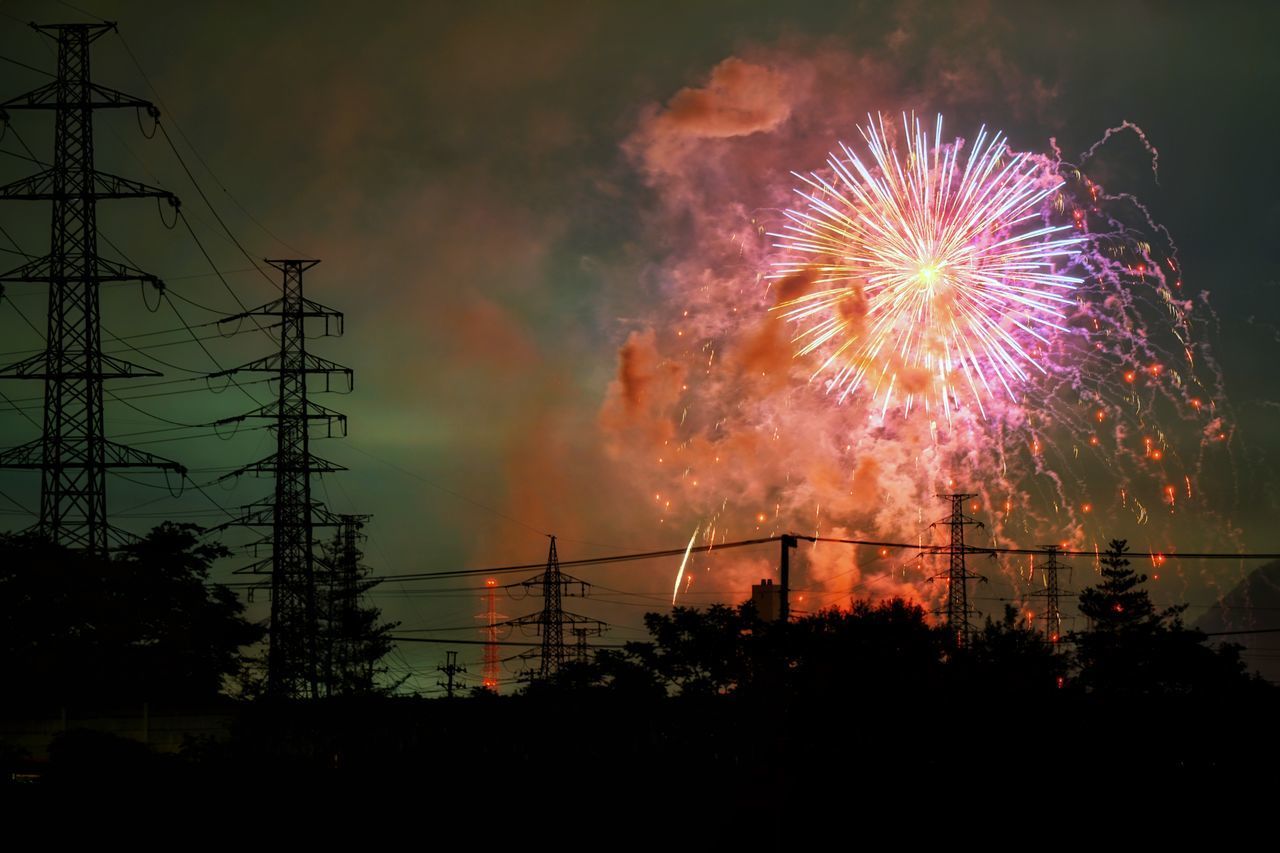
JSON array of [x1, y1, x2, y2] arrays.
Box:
[[671, 525, 699, 606], [770, 112, 1083, 419]]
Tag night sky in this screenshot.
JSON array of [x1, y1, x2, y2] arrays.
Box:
[[1, 1, 1278, 691]]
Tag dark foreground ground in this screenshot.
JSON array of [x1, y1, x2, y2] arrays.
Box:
[[4, 692, 1277, 825]]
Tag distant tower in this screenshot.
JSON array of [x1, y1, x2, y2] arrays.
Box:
[[1032, 545, 1069, 645], [510, 536, 605, 679], [214, 259, 352, 699], [572, 627, 589, 664], [480, 577, 501, 690], [931, 493, 985, 647], [322, 513, 372, 696], [0, 22, 183, 552], [539, 536, 566, 672]]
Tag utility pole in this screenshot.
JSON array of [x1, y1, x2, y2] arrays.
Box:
[[437, 650, 466, 698], [779, 533, 798, 622], [1031, 545, 1069, 646], [930, 493, 986, 648], [213, 259, 352, 699], [0, 22, 183, 552], [508, 536, 605, 680]]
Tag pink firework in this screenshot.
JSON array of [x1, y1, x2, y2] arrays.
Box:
[[770, 112, 1084, 422]]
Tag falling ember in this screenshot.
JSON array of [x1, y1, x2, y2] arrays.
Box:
[[672, 525, 699, 606], [770, 112, 1083, 420]]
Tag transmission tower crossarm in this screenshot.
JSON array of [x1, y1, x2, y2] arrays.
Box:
[[0, 79, 154, 113], [0, 351, 164, 380], [210, 352, 352, 389], [214, 450, 346, 482], [0, 168, 178, 204], [0, 439, 42, 467], [215, 398, 348, 425], [0, 256, 166, 289], [0, 435, 187, 472]]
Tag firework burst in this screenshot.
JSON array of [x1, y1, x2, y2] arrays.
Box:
[[609, 84, 1238, 610], [770, 113, 1084, 421]]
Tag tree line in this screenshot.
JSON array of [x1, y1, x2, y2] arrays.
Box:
[[527, 539, 1265, 700], [0, 523, 396, 705]]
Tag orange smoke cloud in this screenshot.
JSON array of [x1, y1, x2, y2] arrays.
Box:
[[600, 329, 687, 448], [596, 22, 1081, 610], [631, 57, 795, 178], [734, 317, 794, 391], [772, 268, 817, 304], [662, 58, 792, 139]]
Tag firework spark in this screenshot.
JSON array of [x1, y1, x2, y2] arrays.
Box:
[[672, 525, 699, 605], [770, 113, 1084, 421]]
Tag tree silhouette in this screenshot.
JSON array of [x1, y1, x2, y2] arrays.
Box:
[[0, 524, 264, 704], [964, 604, 1067, 695], [1074, 538, 1256, 695], [1078, 538, 1157, 631], [317, 525, 400, 696], [621, 603, 760, 696]]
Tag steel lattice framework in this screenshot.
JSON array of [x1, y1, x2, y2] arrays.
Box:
[[323, 513, 373, 696], [1031, 545, 1070, 646], [213, 259, 351, 699], [0, 22, 183, 552], [509, 536, 605, 680], [931, 493, 986, 647]]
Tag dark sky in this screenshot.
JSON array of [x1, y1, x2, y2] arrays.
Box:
[[1, 1, 1278, 690]]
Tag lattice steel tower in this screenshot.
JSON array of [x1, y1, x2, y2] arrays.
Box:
[[322, 513, 372, 696], [510, 536, 605, 679], [214, 259, 351, 699], [0, 22, 183, 552], [1031, 545, 1069, 646], [931, 493, 985, 647], [478, 577, 502, 690]]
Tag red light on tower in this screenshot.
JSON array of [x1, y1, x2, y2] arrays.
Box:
[[478, 578, 504, 691]]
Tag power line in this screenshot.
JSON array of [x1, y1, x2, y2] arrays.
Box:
[[114, 29, 308, 257], [376, 536, 780, 582], [157, 123, 277, 288], [342, 439, 553, 540], [391, 636, 628, 648], [0, 53, 56, 78], [363, 533, 1280, 588]]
